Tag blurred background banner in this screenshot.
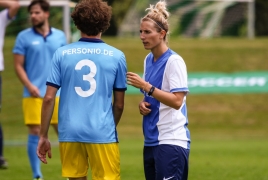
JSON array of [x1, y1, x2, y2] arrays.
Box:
[[127, 71, 268, 94], [188, 71, 268, 94]]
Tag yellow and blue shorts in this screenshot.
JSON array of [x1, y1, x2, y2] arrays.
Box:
[[22, 97, 59, 125], [59, 142, 120, 179]]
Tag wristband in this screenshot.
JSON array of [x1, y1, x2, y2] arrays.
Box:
[[148, 86, 155, 96]]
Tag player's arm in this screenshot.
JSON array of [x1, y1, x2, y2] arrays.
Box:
[[112, 91, 125, 126], [40, 86, 57, 138], [127, 72, 185, 110], [144, 85, 185, 110], [14, 54, 40, 97], [0, 0, 20, 19], [37, 85, 58, 164]]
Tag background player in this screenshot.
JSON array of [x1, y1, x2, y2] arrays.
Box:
[[13, 0, 66, 179], [0, 0, 20, 169]]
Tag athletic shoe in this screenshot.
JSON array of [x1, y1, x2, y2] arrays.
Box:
[[0, 157, 8, 169], [33, 177, 43, 180]]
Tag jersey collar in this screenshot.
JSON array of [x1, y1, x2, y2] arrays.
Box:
[[79, 38, 104, 43], [32, 27, 53, 37]]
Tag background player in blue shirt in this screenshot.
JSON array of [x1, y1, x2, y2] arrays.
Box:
[[36, 0, 127, 180], [127, 0, 190, 180], [13, 0, 66, 179], [0, 0, 20, 169]]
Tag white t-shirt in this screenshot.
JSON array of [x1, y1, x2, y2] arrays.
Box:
[[0, 9, 12, 71]]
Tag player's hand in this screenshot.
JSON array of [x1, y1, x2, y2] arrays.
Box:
[[36, 137, 52, 164], [27, 84, 40, 97], [139, 101, 151, 115]]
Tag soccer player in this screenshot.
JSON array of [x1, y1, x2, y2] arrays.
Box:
[[126, 0, 191, 180], [0, 0, 20, 169], [12, 0, 66, 179], [36, 0, 127, 180]]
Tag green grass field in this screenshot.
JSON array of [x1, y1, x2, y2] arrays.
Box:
[[1, 37, 268, 180]]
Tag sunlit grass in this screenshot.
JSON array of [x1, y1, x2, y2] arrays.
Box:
[[1, 37, 268, 180]]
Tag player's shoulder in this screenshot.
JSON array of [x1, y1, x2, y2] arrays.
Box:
[[51, 27, 65, 35], [16, 28, 34, 39], [104, 43, 124, 56], [54, 41, 77, 52], [18, 28, 33, 35], [168, 49, 184, 62]]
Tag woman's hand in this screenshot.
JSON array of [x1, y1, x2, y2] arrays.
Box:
[[139, 101, 151, 115], [127, 72, 147, 89]]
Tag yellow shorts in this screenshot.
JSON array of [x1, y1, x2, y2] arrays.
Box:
[[22, 97, 59, 125], [59, 142, 120, 179]]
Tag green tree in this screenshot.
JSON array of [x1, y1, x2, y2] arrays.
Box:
[[71, 0, 132, 35], [5, 6, 66, 36], [255, 0, 268, 36], [5, 0, 267, 37]]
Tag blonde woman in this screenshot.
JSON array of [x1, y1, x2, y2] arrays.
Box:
[[127, 1, 190, 179]]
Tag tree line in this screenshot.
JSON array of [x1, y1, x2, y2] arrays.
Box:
[[3, 0, 268, 36]]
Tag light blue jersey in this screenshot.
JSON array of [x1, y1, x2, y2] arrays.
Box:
[[47, 38, 127, 143], [13, 27, 67, 97]]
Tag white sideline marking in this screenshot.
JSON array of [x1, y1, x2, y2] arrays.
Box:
[[4, 141, 59, 146]]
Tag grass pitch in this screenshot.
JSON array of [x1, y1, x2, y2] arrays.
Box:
[[0, 37, 268, 180]]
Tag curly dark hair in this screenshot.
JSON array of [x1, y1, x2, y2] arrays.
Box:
[[71, 0, 112, 36]]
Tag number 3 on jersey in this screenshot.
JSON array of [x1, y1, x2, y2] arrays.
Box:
[[75, 59, 97, 97]]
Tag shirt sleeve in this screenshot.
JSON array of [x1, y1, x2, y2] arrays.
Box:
[[113, 53, 127, 91], [46, 49, 61, 88], [13, 33, 26, 55], [167, 55, 189, 93], [0, 9, 12, 28]]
